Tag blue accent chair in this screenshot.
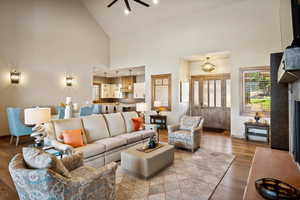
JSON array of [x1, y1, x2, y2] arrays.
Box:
[[92, 104, 102, 114], [79, 106, 94, 117], [6, 108, 33, 146], [56, 106, 65, 119]]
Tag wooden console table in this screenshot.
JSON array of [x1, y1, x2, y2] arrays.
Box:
[[150, 115, 167, 130], [243, 147, 300, 200], [244, 122, 270, 143]]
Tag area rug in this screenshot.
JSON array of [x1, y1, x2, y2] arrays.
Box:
[[115, 149, 235, 200]]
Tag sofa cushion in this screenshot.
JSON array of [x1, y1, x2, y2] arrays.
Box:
[[104, 113, 126, 137], [22, 147, 71, 178], [70, 165, 100, 182], [82, 115, 110, 143], [121, 112, 139, 132], [94, 137, 127, 151], [52, 118, 87, 144], [118, 133, 143, 144], [75, 143, 106, 159], [179, 116, 201, 130], [132, 117, 143, 131], [61, 129, 85, 148], [169, 130, 191, 140], [134, 130, 155, 139]]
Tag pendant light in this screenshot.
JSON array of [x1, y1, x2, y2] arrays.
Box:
[[202, 57, 216, 72], [128, 69, 133, 91]]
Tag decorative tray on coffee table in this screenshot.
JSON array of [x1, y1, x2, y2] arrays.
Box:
[[136, 143, 164, 153]]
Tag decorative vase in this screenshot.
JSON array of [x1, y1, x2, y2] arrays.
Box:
[[64, 97, 73, 119], [148, 136, 157, 149]]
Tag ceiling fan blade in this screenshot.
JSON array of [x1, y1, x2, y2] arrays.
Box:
[[124, 0, 131, 11], [133, 0, 150, 7], [107, 0, 119, 8]]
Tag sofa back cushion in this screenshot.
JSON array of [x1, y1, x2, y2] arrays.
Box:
[[121, 112, 139, 133], [180, 116, 201, 130], [52, 118, 87, 144], [104, 113, 126, 137], [82, 115, 110, 143]]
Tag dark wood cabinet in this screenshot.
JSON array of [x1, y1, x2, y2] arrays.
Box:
[[150, 115, 167, 130], [244, 122, 270, 144], [270, 52, 289, 151]]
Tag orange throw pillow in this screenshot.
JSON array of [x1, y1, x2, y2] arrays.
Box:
[[61, 129, 85, 148], [132, 117, 143, 131]]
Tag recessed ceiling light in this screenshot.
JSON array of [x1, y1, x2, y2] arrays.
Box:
[[124, 8, 131, 15], [153, 0, 159, 5]]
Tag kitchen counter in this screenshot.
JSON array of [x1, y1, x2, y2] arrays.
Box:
[[96, 103, 137, 113]]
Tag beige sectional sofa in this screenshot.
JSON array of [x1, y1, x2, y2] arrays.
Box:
[[46, 112, 156, 168]]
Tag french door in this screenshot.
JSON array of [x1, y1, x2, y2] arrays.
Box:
[[191, 74, 231, 130]]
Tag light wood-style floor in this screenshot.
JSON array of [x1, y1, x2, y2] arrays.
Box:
[[0, 130, 268, 200]]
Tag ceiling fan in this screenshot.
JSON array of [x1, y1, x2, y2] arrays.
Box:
[[107, 0, 157, 14]]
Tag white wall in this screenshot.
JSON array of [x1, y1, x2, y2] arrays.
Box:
[[107, 0, 282, 137], [0, 0, 110, 136]]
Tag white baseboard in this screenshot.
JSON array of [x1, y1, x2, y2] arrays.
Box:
[[231, 134, 245, 139]]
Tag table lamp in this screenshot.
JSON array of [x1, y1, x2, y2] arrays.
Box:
[[24, 107, 51, 146], [154, 101, 162, 115]]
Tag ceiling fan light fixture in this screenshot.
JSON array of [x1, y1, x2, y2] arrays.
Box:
[[201, 57, 216, 72], [202, 63, 215, 72], [124, 8, 131, 15], [153, 0, 159, 5]]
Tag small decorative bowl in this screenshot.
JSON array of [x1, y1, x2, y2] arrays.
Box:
[[255, 178, 300, 200]]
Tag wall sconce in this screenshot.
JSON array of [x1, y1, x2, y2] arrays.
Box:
[[66, 76, 73, 87], [10, 70, 20, 84]]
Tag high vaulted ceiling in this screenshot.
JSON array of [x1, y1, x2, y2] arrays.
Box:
[[81, 0, 244, 38]]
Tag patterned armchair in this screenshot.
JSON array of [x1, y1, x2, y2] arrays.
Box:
[[168, 115, 204, 152], [9, 152, 118, 200]]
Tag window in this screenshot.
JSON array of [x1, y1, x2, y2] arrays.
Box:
[[203, 80, 208, 107], [226, 79, 231, 108], [193, 81, 200, 105], [192, 74, 230, 108], [240, 67, 271, 116], [151, 74, 172, 111]]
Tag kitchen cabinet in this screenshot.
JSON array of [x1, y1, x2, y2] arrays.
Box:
[[92, 85, 100, 101], [134, 82, 145, 99], [101, 84, 112, 98], [101, 84, 123, 99], [111, 84, 123, 98], [121, 76, 136, 93]]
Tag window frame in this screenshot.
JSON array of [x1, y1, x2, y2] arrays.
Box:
[[239, 66, 271, 117], [151, 74, 172, 111]]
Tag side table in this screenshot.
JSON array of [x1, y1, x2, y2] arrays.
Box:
[[244, 122, 270, 144], [150, 115, 167, 130], [28, 144, 65, 159]]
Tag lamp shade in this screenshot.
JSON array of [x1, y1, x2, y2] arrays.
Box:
[[136, 103, 148, 112], [24, 108, 51, 125], [154, 101, 162, 107]]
